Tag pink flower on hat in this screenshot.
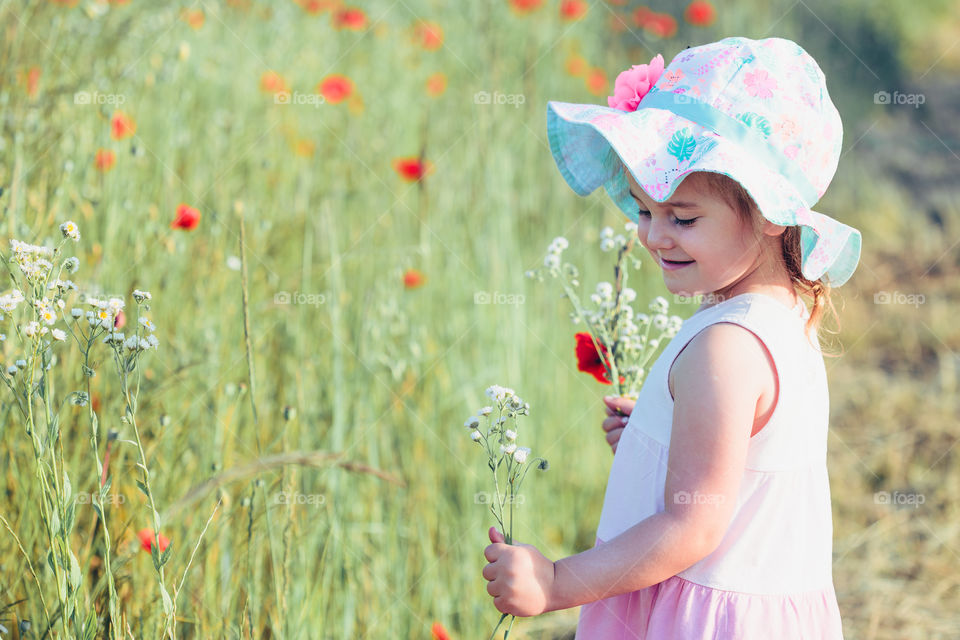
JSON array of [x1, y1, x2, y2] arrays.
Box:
[[607, 54, 665, 111]]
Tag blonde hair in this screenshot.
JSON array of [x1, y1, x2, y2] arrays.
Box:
[[695, 171, 841, 353]]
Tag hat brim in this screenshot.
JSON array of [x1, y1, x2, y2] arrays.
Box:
[[546, 100, 861, 287]]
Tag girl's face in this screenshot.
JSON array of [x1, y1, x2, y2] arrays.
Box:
[[624, 170, 785, 299]]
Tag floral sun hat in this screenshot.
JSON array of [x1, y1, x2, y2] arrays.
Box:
[[546, 36, 862, 287]]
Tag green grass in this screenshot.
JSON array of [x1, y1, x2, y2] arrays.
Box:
[[1, 1, 959, 638]]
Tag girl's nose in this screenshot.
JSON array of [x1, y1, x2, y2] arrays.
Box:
[[644, 216, 673, 250]]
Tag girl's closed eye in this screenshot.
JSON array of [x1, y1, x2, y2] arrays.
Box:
[[635, 207, 698, 227]]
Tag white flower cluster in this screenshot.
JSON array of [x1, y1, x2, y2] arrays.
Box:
[[0, 289, 25, 314], [60, 221, 80, 241], [9, 239, 54, 285], [542, 236, 568, 272], [466, 386, 539, 466]]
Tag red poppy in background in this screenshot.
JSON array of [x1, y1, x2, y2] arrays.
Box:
[[317, 74, 354, 104], [393, 157, 433, 182], [560, 0, 588, 21], [639, 11, 677, 38], [299, 0, 337, 14], [171, 203, 201, 231], [260, 70, 289, 95], [508, 0, 544, 15], [137, 528, 171, 553], [575, 332, 616, 385], [94, 149, 116, 172], [114, 309, 126, 330], [425, 72, 447, 97], [25, 66, 41, 98], [431, 622, 451, 640], [332, 6, 367, 30], [110, 110, 136, 140], [413, 20, 444, 50], [565, 54, 588, 77], [684, 0, 715, 26], [404, 269, 426, 289], [180, 8, 205, 29], [585, 68, 608, 96]]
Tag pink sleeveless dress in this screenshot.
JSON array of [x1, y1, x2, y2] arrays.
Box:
[[575, 292, 844, 639]]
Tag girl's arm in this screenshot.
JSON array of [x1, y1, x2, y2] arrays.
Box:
[[546, 322, 776, 611]]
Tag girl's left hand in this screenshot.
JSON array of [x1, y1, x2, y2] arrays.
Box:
[[482, 526, 556, 617]]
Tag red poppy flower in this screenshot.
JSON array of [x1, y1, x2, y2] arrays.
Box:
[[431, 622, 451, 640], [137, 528, 171, 553], [94, 149, 116, 172], [111, 110, 136, 140], [332, 7, 367, 30], [584, 68, 608, 97], [508, 0, 543, 14], [403, 268, 425, 289], [300, 0, 337, 14], [575, 332, 615, 385], [114, 309, 126, 330], [684, 0, 715, 26], [180, 8, 205, 29], [171, 203, 201, 231], [413, 20, 443, 50], [644, 12, 677, 38], [317, 74, 354, 104], [560, 0, 588, 21], [260, 71, 289, 95], [425, 72, 447, 97], [25, 66, 41, 98], [565, 54, 588, 77], [393, 157, 433, 182]]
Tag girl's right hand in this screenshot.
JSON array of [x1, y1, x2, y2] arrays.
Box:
[[601, 395, 635, 454]]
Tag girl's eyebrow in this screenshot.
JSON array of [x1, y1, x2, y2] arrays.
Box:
[[628, 189, 700, 209]]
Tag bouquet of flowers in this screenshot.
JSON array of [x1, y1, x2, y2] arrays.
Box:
[[466, 385, 548, 640], [526, 223, 683, 399]]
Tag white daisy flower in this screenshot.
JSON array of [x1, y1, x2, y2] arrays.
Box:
[[600, 226, 614, 239], [543, 254, 560, 269], [59, 221, 80, 241], [649, 296, 669, 315], [70, 308, 83, 318], [52, 328, 66, 341], [653, 314, 668, 330], [513, 447, 531, 464], [138, 316, 155, 332], [6, 365, 17, 375], [464, 416, 480, 429], [477, 406, 493, 417], [470, 430, 482, 441], [23, 321, 40, 337], [132, 289, 152, 303], [15, 359, 26, 368], [504, 429, 517, 441]]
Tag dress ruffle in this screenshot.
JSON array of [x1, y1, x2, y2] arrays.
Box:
[[575, 538, 844, 640]]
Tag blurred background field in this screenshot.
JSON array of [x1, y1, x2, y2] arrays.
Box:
[[1, 0, 959, 638]]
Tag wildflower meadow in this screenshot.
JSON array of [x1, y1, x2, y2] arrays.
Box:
[[1, 1, 959, 638]]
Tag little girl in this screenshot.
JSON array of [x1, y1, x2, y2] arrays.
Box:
[[481, 36, 861, 639]]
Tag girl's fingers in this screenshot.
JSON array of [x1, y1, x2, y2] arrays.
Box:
[[602, 415, 629, 433], [605, 427, 624, 446]]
